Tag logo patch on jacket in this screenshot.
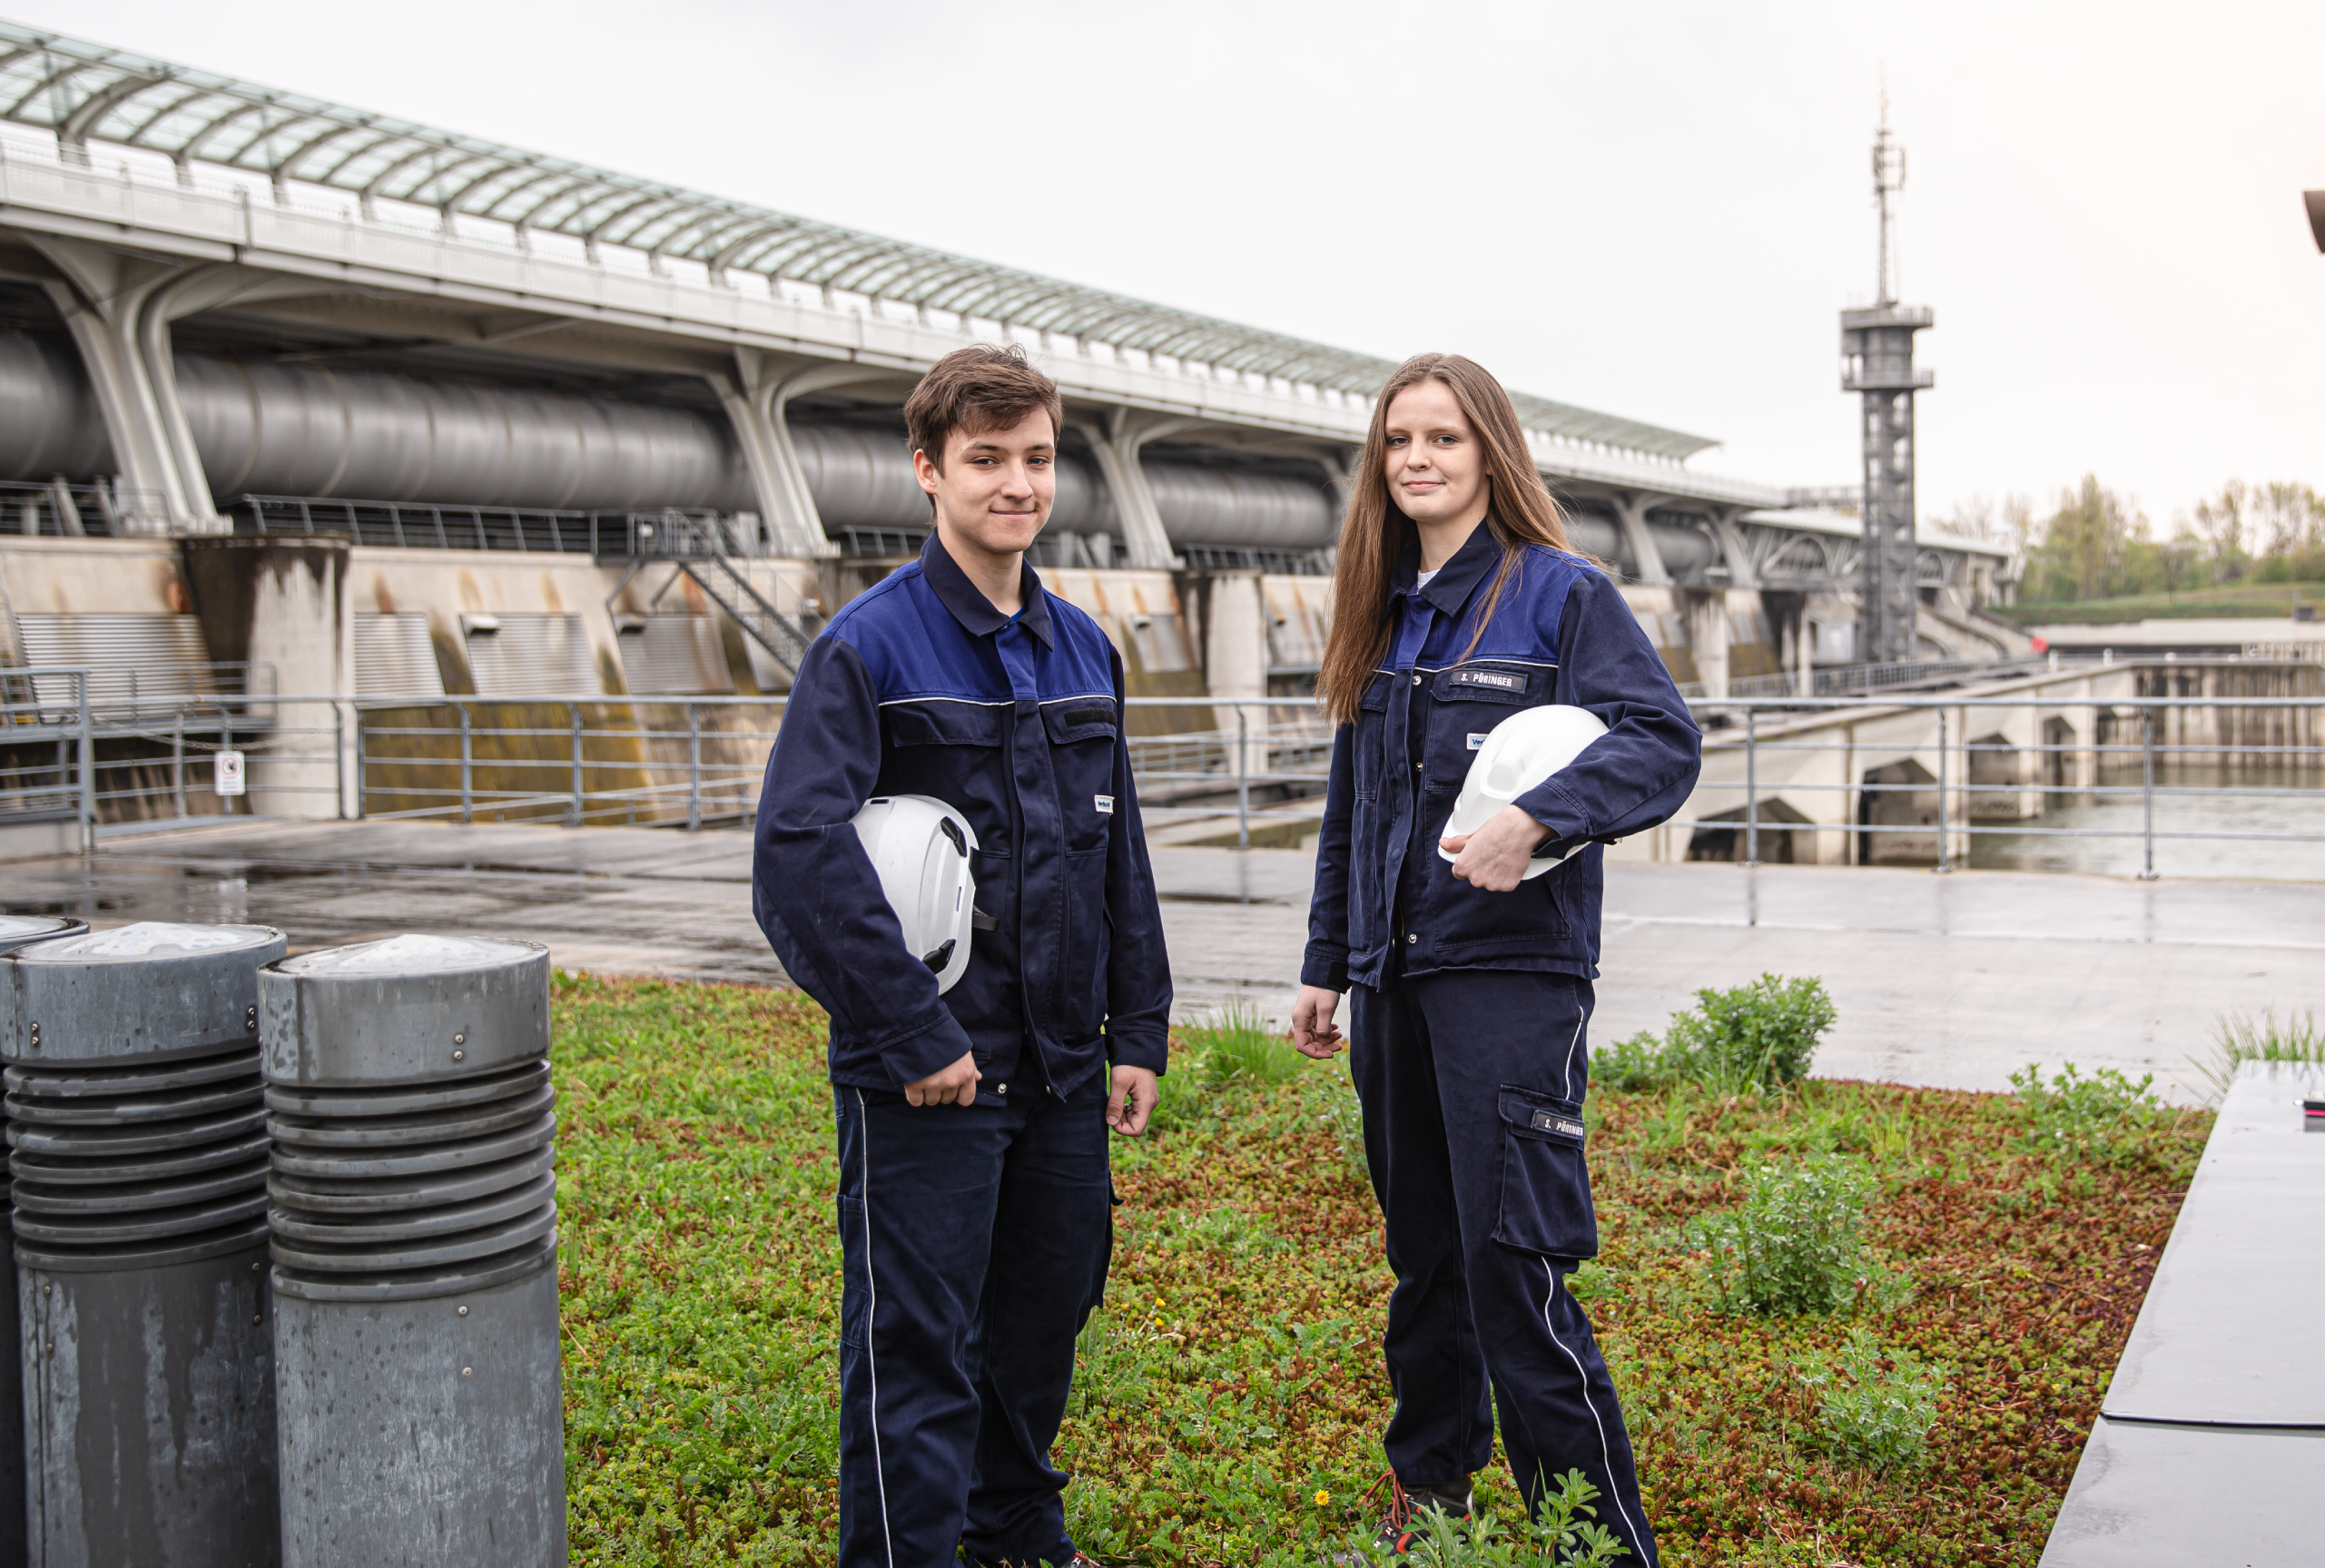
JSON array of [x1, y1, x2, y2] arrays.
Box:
[[1468, 733, 1490, 749], [1095, 794, 1114, 814], [1451, 669, 1525, 692]]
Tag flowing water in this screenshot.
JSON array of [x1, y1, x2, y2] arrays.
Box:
[[1968, 764, 2325, 882]]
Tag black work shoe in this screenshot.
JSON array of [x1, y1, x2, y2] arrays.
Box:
[[1339, 1471, 1473, 1562]]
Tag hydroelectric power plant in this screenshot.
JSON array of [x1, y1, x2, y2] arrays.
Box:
[[0, 21, 2027, 769]]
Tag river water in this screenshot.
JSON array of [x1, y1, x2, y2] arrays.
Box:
[[1968, 764, 2325, 882]]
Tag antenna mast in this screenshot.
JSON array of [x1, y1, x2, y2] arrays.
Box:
[[1872, 89, 1906, 305]]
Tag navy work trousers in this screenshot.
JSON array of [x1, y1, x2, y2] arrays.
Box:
[[1348, 970, 1659, 1567], [833, 1077, 1113, 1568]]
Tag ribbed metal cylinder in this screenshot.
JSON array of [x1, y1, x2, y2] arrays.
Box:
[[257, 933, 565, 1567], [0, 919, 83, 1568], [1, 920, 284, 1568]]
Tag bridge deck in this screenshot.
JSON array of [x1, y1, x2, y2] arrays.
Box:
[[5, 819, 2314, 1100]]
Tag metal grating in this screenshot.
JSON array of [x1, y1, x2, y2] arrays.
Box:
[[615, 616, 733, 696], [352, 613, 444, 700], [461, 614, 599, 697], [13, 612, 217, 712]]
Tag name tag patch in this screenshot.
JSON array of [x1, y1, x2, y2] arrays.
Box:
[[1468, 733, 1490, 750], [1451, 669, 1525, 692], [1095, 794, 1114, 814], [1531, 1109, 1585, 1139]]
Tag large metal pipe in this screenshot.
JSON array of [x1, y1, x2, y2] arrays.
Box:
[[0, 330, 1341, 548]]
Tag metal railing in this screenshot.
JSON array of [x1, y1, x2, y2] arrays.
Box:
[[4, 662, 275, 723], [230, 495, 740, 558], [1703, 690, 2324, 880], [1678, 653, 2048, 702], [0, 478, 170, 537], [0, 668, 93, 849], [7, 672, 2320, 878], [2, 668, 345, 842]]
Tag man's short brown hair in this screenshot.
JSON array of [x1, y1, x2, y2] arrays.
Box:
[[903, 344, 1064, 472]]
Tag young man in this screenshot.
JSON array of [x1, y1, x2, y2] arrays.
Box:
[[753, 344, 1170, 1568]]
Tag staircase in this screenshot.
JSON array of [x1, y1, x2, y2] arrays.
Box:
[[676, 557, 817, 678], [599, 513, 820, 680]]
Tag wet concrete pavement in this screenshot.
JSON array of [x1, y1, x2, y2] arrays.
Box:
[[7, 817, 2318, 1100]]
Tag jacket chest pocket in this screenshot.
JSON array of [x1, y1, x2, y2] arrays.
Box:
[[1428, 665, 1545, 782], [879, 702, 1010, 855], [1042, 701, 1119, 853], [1352, 673, 1392, 802], [1491, 1085, 1598, 1259]]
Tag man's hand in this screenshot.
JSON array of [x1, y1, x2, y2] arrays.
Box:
[[1290, 985, 1345, 1059], [1106, 1065, 1158, 1136], [903, 1051, 980, 1107], [1441, 804, 1555, 892]]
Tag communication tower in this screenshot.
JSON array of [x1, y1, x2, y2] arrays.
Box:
[[1840, 95, 1933, 664]]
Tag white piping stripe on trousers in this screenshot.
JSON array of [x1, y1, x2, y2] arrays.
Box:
[[1540, 1257, 1645, 1553], [854, 1090, 897, 1568], [1559, 1000, 1586, 1103]]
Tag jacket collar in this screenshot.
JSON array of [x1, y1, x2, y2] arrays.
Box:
[[919, 529, 1055, 649], [1391, 518, 1502, 619]]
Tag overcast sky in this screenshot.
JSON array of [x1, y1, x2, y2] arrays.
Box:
[[23, 0, 2325, 530]]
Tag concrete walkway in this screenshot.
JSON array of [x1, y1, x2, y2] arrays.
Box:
[[5, 818, 2317, 1099]]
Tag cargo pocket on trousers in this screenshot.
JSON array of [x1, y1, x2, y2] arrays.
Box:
[[838, 1195, 870, 1348], [1491, 1086, 1600, 1259]]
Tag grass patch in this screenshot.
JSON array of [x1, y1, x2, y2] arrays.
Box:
[[552, 975, 2210, 1566], [2191, 1010, 2325, 1104]]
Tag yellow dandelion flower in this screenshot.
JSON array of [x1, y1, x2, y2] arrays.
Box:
[[1314, 1490, 1331, 1507]]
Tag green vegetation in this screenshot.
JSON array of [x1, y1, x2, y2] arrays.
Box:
[[1394, 1474, 1630, 1568], [1684, 1155, 1889, 1317], [552, 974, 2210, 1566], [1596, 975, 1835, 1097], [1993, 475, 2325, 608], [2006, 1064, 2179, 1169], [1994, 580, 2319, 625], [1797, 1330, 1948, 1473], [2191, 1010, 2325, 1104]]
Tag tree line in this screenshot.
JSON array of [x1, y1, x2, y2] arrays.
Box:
[[1938, 478, 2325, 604]]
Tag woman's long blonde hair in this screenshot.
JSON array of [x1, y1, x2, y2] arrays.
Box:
[[1316, 353, 1578, 725]]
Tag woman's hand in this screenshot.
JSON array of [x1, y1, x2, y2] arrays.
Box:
[[1289, 986, 1345, 1058], [1440, 804, 1555, 892]]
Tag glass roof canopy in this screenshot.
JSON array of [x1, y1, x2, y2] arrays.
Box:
[[0, 20, 1720, 463]]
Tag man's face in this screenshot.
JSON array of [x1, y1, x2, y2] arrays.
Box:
[[915, 409, 1057, 561]]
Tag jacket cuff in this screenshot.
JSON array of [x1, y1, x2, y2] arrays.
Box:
[[873, 1011, 979, 1088], [1518, 776, 1593, 843], [1106, 1028, 1169, 1076], [1301, 944, 1350, 993]]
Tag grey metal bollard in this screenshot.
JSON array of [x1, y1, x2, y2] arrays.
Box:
[[1, 920, 284, 1568], [0, 919, 84, 1568], [258, 933, 565, 1568]]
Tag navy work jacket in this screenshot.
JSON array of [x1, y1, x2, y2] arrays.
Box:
[[1303, 523, 1703, 993], [753, 533, 1172, 1098]]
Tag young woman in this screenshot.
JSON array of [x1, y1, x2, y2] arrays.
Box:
[[1289, 354, 1700, 1563]]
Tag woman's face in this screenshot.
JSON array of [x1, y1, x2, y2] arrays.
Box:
[[1381, 379, 1492, 528]]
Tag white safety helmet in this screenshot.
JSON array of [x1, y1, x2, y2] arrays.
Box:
[[1437, 705, 1610, 881], [851, 794, 979, 993]]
